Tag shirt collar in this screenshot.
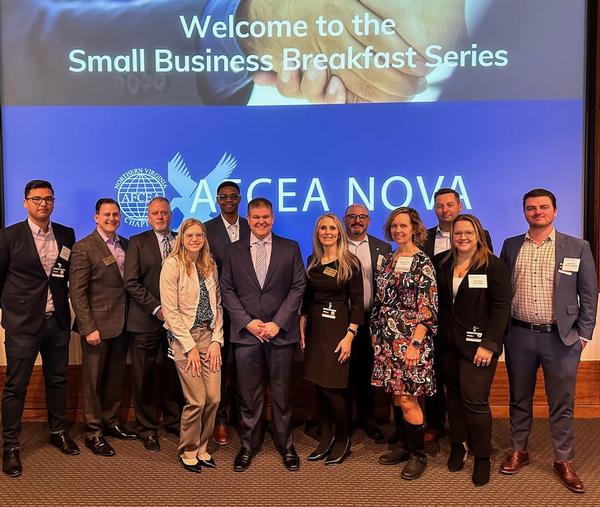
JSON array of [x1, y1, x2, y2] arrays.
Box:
[[153, 229, 174, 243], [96, 227, 119, 244], [435, 226, 450, 237], [28, 218, 53, 236], [250, 232, 272, 245], [348, 235, 369, 246], [221, 214, 240, 229], [525, 228, 556, 243]]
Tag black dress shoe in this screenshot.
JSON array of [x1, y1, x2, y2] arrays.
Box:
[[325, 438, 351, 466], [198, 457, 217, 468], [378, 446, 409, 465], [234, 448, 254, 472], [282, 447, 300, 471], [142, 434, 161, 452], [50, 432, 80, 456], [358, 419, 385, 442], [178, 456, 201, 474], [104, 425, 139, 440], [85, 436, 116, 457], [2, 448, 22, 477], [307, 436, 336, 461]]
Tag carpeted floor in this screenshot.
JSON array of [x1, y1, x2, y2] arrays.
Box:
[[0, 419, 598, 506]]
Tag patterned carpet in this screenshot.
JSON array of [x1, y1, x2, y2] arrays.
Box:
[[0, 419, 598, 506]]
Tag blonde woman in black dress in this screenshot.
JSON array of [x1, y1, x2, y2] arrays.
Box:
[[300, 214, 363, 465]]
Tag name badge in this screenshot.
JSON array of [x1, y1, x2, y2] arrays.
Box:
[[562, 257, 580, 272], [323, 266, 338, 278], [51, 266, 66, 278], [466, 327, 483, 343], [376, 254, 385, 270], [322, 302, 337, 320], [59, 246, 71, 261], [394, 256, 413, 273], [468, 274, 488, 289], [103, 256, 116, 266]]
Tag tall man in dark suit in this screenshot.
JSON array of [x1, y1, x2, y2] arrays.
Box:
[[70, 198, 137, 457], [204, 181, 250, 445], [343, 204, 391, 443], [422, 187, 493, 447], [499, 188, 597, 494], [220, 198, 305, 472], [124, 197, 183, 452], [0, 180, 79, 477]]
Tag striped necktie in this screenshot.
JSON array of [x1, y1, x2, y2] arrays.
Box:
[[162, 236, 172, 260], [255, 240, 267, 288]]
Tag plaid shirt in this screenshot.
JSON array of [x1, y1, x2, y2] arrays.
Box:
[[512, 229, 556, 323]]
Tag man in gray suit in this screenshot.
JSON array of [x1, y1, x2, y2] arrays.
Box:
[[499, 188, 597, 494], [220, 197, 305, 472]]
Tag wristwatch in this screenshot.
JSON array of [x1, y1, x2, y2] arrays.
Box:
[[410, 339, 421, 349], [347, 328, 357, 336]]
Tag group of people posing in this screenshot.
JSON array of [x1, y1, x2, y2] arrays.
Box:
[[0, 180, 596, 495]]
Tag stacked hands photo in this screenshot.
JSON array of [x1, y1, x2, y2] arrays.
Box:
[[0, 180, 596, 496]]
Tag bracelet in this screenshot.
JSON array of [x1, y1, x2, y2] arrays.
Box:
[[347, 328, 357, 336]]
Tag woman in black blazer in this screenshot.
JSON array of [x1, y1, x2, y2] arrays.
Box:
[[435, 214, 511, 487]]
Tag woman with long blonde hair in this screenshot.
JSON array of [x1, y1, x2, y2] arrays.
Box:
[[160, 218, 223, 474], [300, 213, 364, 465]]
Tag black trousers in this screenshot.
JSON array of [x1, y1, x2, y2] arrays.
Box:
[[131, 330, 183, 434], [424, 333, 446, 433], [443, 345, 498, 458], [81, 332, 130, 438], [234, 342, 296, 452], [347, 319, 377, 422], [2, 315, 70, 450]]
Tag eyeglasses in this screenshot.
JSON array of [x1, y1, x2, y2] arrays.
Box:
[[184, 232, 205, 239], [217, 193, 240, 201], [26, 196, 55, 205], [345, 214, 369, 221], [452, 231, 475, 238]]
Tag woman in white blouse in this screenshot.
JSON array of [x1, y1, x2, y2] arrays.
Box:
[[160, 218, 223, 474]]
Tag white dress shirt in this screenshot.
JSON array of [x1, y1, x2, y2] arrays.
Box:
[[221, 214, 240, 243], [28, 219, 58, 313], [348, 236, 373, 312]]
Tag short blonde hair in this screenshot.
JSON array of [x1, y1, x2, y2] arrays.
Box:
[[383, 207, 427, 246]]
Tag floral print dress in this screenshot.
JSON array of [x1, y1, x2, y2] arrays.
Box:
[[370, 250, 438, 396]]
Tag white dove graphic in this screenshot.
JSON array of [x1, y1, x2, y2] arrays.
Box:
[[168, 151, 237, 222]]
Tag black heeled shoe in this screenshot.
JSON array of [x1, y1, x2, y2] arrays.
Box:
[[178, 456, 201, 474], [325, 438, 351, 465], [307, 436, 336, 461]]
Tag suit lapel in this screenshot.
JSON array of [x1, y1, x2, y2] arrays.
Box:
[[262, 235, 280, 289], [554, 231, 566, 291], [22, 220, 50, 277], [242, 237, 261, 288], [147, 230, 163, 265], [508, 235, 526, 276], [92, 230, 123, 280]]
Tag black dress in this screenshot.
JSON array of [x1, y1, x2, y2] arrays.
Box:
[[303, 259, 364, 389]]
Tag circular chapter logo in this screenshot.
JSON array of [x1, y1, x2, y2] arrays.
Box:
[[114, 168, 167, 227]]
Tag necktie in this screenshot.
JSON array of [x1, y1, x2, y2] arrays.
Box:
[[162, 236, 172, 260], [255, 240, 267, 288]]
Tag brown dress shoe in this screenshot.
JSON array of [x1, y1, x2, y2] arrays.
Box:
[[500, 449, 530, 474], [213, 422, 229, 446], [553, 461, 585, 493]]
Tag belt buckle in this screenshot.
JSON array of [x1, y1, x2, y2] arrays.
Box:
[[531, 323, 551, 333]]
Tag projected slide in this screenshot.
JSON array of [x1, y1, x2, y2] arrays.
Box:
[[0, 0, 588, 255]]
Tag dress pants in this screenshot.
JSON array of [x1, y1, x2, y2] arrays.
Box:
[[173, 326, 221, 461], [424, 333, 446, 433], [347, 319, 377, 423], [504, 325, 581, 461], [234, 341, 296, 452], [2, 315, 70, 450], [443, 345, 498, 458], [131, 330, 183, 435], [81, 332, 130, 438]]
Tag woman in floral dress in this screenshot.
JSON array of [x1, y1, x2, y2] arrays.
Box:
[[370, 207, 437, 481]]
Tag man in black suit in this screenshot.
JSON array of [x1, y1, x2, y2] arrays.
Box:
[[343, 204, 391, 442], [204, 181, 250, 446], [0, 180, 79, 477], [124, 197, 184, 452], [422, 188, 492, 447], [220, 197, 305, 472]]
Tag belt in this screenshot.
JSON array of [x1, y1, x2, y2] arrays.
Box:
[[511, 318, 557, 333], [44, 311, 56, 320]]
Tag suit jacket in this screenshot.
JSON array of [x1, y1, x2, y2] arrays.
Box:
[[204, 215, 250, 276], [70, 230, 128, 339], [424, 226, 493, 260], [220, 233, 306, 346], [367, 234, 392, 286], [500, 231, 598, 344], [0, 220, 75, 334], [124, 229, 170, 333], [435, 253, 511, 356]]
